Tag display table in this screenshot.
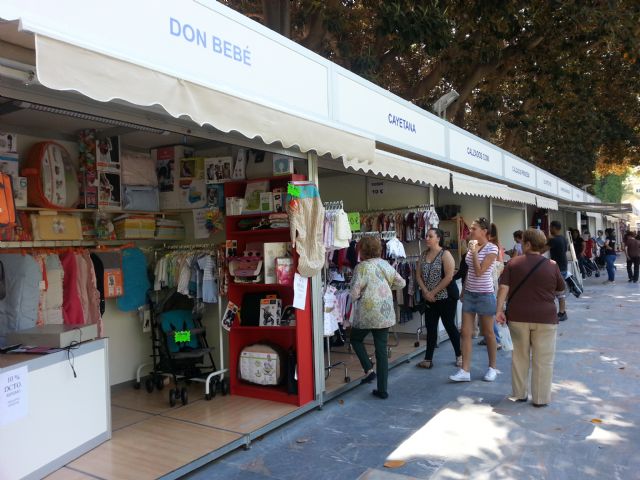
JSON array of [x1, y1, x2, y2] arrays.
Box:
[[0, 338, 111, 480]]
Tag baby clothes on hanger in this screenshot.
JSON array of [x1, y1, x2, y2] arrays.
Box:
[[288, 182, 326, 277]]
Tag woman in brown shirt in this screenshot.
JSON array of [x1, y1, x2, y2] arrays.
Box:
[[496, 228, 565, 407]]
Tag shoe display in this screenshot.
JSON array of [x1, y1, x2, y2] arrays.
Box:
[[449, 369, 471, 382], [558, 312, 568, 321], [483, 367, 498, 382]]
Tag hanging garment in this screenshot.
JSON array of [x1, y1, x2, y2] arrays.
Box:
[[90, 253, 106, 315], [0, 254, 42, 344], [197, 254, 218, 303], [117, 247, 151, 311], [60, 251, 85, 325], [43, 254, 65, 325], [323, 285, 340, 336], [288, 182, 326, 277], [80, 251, 102, 330]]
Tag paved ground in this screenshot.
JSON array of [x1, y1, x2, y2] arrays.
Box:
[[185, 257, 640, 480]]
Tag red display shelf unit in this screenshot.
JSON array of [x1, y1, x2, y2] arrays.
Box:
[[225, 174, 314, 407]]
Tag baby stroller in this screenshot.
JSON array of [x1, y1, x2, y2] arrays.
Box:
[[582, 257, 600, 277], [138, 288, 228, 406]]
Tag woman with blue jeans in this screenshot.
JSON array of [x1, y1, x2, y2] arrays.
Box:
[[450, 218, 499, 383], [603, 228, 617, 285]]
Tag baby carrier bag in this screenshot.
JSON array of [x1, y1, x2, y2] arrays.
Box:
[[238, 343, 286, 386], [22, 141, 80, 208]]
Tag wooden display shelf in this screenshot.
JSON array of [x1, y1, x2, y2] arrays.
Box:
[[232, 383, 297, 405]]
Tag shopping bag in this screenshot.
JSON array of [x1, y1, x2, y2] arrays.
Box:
[[497, 323, 513, 351]]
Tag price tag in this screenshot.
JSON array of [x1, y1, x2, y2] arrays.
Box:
[[174, 331, 191, 343], [347, 212, 361, 232], [287, 184, 301, 197], [368, 179, 385, 196]]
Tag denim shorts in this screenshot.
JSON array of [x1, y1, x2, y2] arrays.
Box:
[[462, 290, 496, 316]]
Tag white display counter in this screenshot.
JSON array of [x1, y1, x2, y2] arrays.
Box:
[[0, 338, 110, 480]]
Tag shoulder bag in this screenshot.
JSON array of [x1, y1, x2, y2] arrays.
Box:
[[504, 257, 547, 317]]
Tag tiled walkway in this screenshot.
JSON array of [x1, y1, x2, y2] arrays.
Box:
[[186, 261, 640, 479]]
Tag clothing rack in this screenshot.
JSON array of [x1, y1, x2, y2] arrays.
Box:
[[136, 241, 228, 399], [359, 204, 434, 214], [323, 200, 344, 211], [352, 230, 397, 241]]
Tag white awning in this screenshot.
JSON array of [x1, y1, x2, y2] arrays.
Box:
[[586, 212, 601, 219], [536, 196, 559, 210], [34, 35, 375, 163], [343, 150, 451, 188], [451, 172, 510, 200], [506, 187, 537, 205]]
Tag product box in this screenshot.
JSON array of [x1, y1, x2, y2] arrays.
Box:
[[78, 131, 122, 210], [272, 154, 294, 176], [275, 257, 295, 285], [113, 214, 156, 239], [263, 242, 290, 284], [155, 218, 185, 240], [260, 192, 274, 212], [243, 179, 270, 213], [152, 145, 195, 210], [15, 176, 27, 207], [31, 212, 83, 241], [0, 152, 19, 182], [0, 132, 17, 153], [259, 297, 282, 326], [272, 188, 285, 213]]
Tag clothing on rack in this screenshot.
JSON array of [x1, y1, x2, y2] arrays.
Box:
[[322, 201, 352, 251], [153, 245, 219, 304], [358, 206, 439, 242]]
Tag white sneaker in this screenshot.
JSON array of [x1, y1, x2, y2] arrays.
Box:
[[483, 367, 498, 382], [449, 369, 471, 382]]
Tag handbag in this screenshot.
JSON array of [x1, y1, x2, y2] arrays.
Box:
[[504, 257, 547, 317]]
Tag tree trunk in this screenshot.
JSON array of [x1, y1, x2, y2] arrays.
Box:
[[262, 0, 291, 38]]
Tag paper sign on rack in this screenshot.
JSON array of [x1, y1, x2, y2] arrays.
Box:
[[293, 273, 308, 310], [347, 212, 361, 232], [0, 365, 28, 427]]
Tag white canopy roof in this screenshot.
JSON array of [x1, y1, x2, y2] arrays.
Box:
[[451, 172, 510, 200], [536, 196, 559, 210], [343, 150, 451, 188]]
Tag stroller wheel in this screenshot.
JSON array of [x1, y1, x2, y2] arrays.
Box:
[[169, 388, 177, 407], [209, 378, 218, 399], [220, 379, 229, 396], [155, 375, 165, 391], [181, 387, 188, 405], [133, 381, 141, 390], [145, 377, 154, 393]]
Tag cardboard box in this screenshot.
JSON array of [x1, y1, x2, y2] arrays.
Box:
[[0, 152, 19, 182], [259, 297, 282, 326], [15, 176, 27, 207], [0, 132, 17, 153], [31, 212, 83, 240], [113, 215, 156, 239], [260, 192, 274, 212], [263, 242, 290, 284], [152, 146, 195, 210], [272, 154, 294, 176], [272, 188, 285, 213]]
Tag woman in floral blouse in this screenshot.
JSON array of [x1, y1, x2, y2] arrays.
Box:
[[350, 236, 406, 399]]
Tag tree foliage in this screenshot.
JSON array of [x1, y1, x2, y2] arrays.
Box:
[[222, 1, 640, 188]]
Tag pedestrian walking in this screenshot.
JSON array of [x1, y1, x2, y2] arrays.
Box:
[[623, 231, 639, 283], [496, 228, 565, 407], [603, 228, 617, 284], [547, 221, 568, 321], [349, 236, 406, 399], [415, 228, 462, 370], [505, 230, 523, 259], [450, 217, 499, 383]]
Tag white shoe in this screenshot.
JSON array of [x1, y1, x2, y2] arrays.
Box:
[[449, 369, 471, 382], [483, 367, 498, 382]]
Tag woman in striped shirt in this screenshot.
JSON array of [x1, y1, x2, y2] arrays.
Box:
[[449, 217, 500, 383]]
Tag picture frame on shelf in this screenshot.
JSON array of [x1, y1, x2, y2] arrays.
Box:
[[272, 154, 294, 176], [207, 184, 225, 211]]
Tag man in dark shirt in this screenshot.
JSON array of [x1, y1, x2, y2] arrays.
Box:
[[572, 229, 586, 278], [548, 221, 568, 321]]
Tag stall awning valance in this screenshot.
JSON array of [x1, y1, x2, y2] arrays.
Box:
[[34, 35, 375, 163], [536, 196, 559, 210], [558, 201, 635, 215], [343, 150, 451, 188], [506, 187, 537, 205], [451, 172, 510, 200]]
